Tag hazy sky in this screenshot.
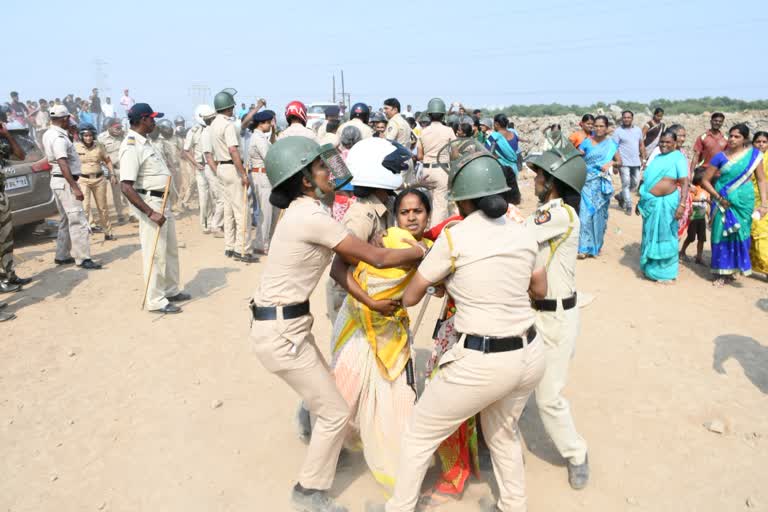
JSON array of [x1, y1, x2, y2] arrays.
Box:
[[5, 0, 766, 120]]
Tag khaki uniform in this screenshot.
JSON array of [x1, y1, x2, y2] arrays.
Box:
[[417, 122, 456, 227], [318, 132, 340, 148], [0, 149, 24, 279], [43, 125, 91, 265], [119, 129, 180, 312], [384, 113, 412, 147], [201, 126, 225, 231], [325, 195, 393, 323], [75, 141, 113, 236], [247, 130, 277, 253], [210, 114, 249, 253], [278, 122, 318, 142], [337, 118, 373, 140], [386, 212, 545, 512], [525, 198, 587, 465], [250, 196, 350, 491], [98, 131, 128, 220], [184, 124, 216, 231]]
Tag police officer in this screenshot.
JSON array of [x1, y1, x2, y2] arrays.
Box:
[[76, 122, 115, 240], [250, 136, 425, 512], [324, 137, 409, 323], [183, 104, 219, 233], [157, 119, 184, 212], [278, 101, 318, 141], [247, 110, 276, 254], [371, 112, 387, 138], [416, 98, 456, 227], [210, 89, 256, 262], [373, 144, 548, 512], [383, 98, 412, 147], [525, 147, 590, 490], [42, 105, 101, 269], [315, 105, 340, 138], [337, 102, 373, 140], [0, 111, 31, 310], [119, 103, 189, 314], [98, 118, 129, 223]]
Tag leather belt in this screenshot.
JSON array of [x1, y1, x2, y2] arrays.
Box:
[[533, 293, 577, 312], [250, 167, 266, 173], [423, 162, 441, 168], [135, 188, 165, 198], [250, 300, 310, 321], [463, 326, 536, 353], [217, 160, 234, 165], [81, 171, 104, 179]]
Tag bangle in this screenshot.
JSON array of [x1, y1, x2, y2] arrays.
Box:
[[416, 243, 427, 257]]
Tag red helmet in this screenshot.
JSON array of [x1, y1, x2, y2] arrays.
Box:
[[285, 101, 307, 125]]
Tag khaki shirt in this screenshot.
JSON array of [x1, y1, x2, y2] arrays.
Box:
[[255, 196, 348, 306], [209, 114, 240, 162], [159, 136, 181, 170], [419, 211, 538, 338], [183, 125, 206, 163], [319, 132, 340, 148], [418, 122, 456, 164], [278, 123, 318, 142], [385, 113, 412, 147], [118, 129, 171, 192], [342, 195, 392, 242], [525, 199, 579, 299], [201, 127, 213, 156], [97, 132, 124, 167], [337, 118, 373, 140], [43, 125, 81, 176], [248, 130, 271, 169], [75, 141, 107, 174]]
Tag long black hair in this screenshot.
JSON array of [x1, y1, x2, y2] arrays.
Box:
[[553, 178, 581, 215], [269, 170, 305, 209]]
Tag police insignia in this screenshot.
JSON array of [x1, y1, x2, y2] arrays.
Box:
[[534, 210, 551, 225], [366, 212, 374, 219], [126, 137, 136, 145]]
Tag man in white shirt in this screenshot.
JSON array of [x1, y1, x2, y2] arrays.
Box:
[[120, 89, 135, 116], [102, 97, 114, 119]]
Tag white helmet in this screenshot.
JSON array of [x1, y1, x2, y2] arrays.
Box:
[[347, 138, 408, 191], [194, 104, 216, 126]]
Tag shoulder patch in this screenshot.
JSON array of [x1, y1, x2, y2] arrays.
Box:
[[534, 210, 552, 225], [366, 212, 374, 220], [126, 136, 136, 145]]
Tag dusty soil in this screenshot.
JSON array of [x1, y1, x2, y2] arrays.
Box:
[[2, 176, 767, 512]]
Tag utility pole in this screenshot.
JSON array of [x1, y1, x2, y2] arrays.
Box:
[[332, 74, 336, 103], [340, 70, 346, 108]]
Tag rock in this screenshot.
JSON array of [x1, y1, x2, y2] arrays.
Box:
[[98, 502, 106, 510], [68, 349, 76, 357], [626, 496, 638, 506], [211, 399, 223, 409], [705, 419, 725, 434], [746, 497, 756, 508], [50, 475, 58, 482]]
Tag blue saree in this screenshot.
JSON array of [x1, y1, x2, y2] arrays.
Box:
[[577, 137, 618, 256], [638, 150, 687, 281], [486, 131, 519, 175]]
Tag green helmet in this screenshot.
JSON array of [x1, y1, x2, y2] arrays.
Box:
[[525, 145, 587, 193], [213, 90, 236, 112], [265, 136, 352, 190], [445, 114, 458, 125], [426, 97, 446, 115], [438, 139, 510, 202]]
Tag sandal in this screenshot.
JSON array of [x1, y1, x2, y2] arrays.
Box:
[[418, 488, 462, 509], [577, 254, 588, 260]]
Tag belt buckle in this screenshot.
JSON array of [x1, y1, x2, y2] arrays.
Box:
[[481, 336, 491, 353]]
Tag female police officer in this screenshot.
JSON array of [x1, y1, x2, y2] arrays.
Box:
[[249, 136, 425, 512], [525, 147, 590, 490], [377, 140, 548, 512]]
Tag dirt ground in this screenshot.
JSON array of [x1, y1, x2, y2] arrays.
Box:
[[2, 176, 767, 512]]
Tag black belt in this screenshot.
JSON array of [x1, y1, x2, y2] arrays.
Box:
[[250, 300, 310, 321], [217, 160, 234, 165], [533, 293, 577, 312], [135, 188, 165, 198], [81, 171, 104, 179], [463, 326, 536, 353], [423, 163, 441, 168]]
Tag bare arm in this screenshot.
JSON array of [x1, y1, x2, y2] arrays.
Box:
[[700, 165, 725, 207], [334, 233, 423, 269], [120, 180, 166, 226], [204, 152, 217, 174], [755, 159, 768, 216], [103, 155, 114, 175], [675, 176, 689, 220], [529, 267, 548, 300], [416, 138, 424, 161], [330, 255, 399, 315], [0, 124, 25, 160], [402, 271, 433, 307], [691, 150, 702, 173], [182, 148, 201, 168]]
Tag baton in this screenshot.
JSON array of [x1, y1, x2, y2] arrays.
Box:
[[405, 286, 436, 396], [140, 176, 172, 310]]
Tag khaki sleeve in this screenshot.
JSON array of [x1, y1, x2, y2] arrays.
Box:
[[385, 121, 397, 141], [417, 231, 454, 283], [223, 122, 239, 148], [526, 207, 570, 244], [201, 129, 212, 153], [183, 129, 194, 151], [342, 205, 375, 241], [304, 210, 349, 249], [51, 135, 70, 161], [119, 144, 140, 182]]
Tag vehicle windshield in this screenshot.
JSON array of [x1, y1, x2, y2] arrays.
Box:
[[2, 129, 42, 163], [308, 106, 328, 114]]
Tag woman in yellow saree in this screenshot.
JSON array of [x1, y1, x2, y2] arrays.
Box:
[[329, 188, 433, 490]]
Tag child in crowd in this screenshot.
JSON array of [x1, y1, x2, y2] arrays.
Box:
[[680, 167, 710, 265]]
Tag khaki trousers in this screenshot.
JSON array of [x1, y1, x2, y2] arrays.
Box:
[[534, 306, 588, 464], [178, 159, 196, 207], [386, 336, 545, 512], [51, 176, 91, 265], [419, 166, 450, 228], [218, 164, 249, 253], [80, 175, 113, 236], [251, 172, 277, 253], [194, 168, 213, 231], [205, 166, 225, 231], [251, 317, 350, 490], [134, 194, 180, 311], [109, 168, 127, 220]]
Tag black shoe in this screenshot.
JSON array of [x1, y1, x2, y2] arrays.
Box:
[[77, 259, 103, 270], [224, 250, 234, 258], [0, 312, 16, 322], [167, 292, 191, 302], [150, 303, 182, 314], [0, 281, 21, 293], [5, 273, 31, 286], [55, 257, 75, 265], [233, 252, 259, 263], [568, 454, 590, 490], [104, 234, 116, 241], [291, 485, 348, 512], [0, 302, 7, 310], [90, 226, 104, 233]]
